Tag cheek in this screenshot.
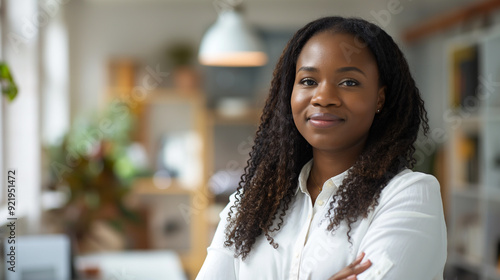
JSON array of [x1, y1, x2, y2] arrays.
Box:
[[292, 86, 312, 105], [290, 89, 306, 117], [290, 89, 308, 135], [347, 96, 377, 126]]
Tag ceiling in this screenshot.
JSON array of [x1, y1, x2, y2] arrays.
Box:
[[82, 0, 479, 32]]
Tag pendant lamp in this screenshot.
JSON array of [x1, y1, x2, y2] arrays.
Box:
[[198, 9, 267, 67]]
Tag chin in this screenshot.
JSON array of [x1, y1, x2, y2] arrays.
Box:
[[308, 140, 344, 152]]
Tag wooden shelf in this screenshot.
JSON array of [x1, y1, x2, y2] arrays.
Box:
[[132, 177, 195, 195], [209, 108, 261, 125], [403, 0, 500, 43]]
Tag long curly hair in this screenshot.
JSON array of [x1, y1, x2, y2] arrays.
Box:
[[223, 16, 429, 260]]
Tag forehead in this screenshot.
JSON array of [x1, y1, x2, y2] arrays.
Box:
[[296, 32, 377, 69]]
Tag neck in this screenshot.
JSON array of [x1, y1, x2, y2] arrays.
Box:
[[310, 144, 365, 184]]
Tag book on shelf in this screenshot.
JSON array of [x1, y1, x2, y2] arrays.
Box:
[[450, 44, 479, 109], [457, 134, 480, 185], [497, 239, 500, 272]]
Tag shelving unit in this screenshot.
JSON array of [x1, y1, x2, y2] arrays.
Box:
[[104, 71, 212, 279], [445, 27, 500, 280], [130, 90, 211, 280]]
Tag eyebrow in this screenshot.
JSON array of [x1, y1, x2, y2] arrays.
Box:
[[296, 66, 366, 77], [336, 66, 366, 77], [296, 66, 318, 73]]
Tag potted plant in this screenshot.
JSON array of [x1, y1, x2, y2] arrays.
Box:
[[46, 101, 149, 253], [165, 42, 201, 91]]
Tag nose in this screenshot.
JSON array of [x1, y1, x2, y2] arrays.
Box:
[[310, 82, 341, 107]]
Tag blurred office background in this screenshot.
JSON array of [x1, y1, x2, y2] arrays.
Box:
[[1, 0, 500, 279]]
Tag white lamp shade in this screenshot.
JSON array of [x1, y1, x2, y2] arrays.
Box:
[[198, 10, 268, 67]]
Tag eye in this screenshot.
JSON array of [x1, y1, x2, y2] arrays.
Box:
[[299, 78, 317, 86], [339, 79, 359, 87]]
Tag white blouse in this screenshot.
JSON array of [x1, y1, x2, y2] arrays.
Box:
[[197, 159, 447, 280]]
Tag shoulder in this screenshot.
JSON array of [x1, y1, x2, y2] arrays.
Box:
[[375, 169, 443, 214], [382, 169, 440, 196]]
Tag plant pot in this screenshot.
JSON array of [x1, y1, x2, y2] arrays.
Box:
[[173, 66, 200, 92]]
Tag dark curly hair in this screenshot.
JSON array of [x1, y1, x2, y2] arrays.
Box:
[[223, 16, 429, 260]]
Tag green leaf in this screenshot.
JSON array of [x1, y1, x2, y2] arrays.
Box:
[[0, 62, 18, 102]]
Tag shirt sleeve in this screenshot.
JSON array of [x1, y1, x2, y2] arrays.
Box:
[[196, 192, 238, 280], [357, 173, 447, 280]]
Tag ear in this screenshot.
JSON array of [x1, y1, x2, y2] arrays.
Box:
[[376, 86, 386, 112]]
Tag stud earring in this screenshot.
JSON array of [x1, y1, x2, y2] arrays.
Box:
[[377, 109, 380, 113]]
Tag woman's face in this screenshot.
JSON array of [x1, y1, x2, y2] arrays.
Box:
[[291, 32, 385, 154]]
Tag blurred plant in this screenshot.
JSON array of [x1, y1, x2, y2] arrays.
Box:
[[165, 42, 195, 67], [46, 101, 149, 249], [0, 62, 18, 101]]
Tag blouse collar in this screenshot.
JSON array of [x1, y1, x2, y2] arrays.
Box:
[[295, 158, 351, 195]]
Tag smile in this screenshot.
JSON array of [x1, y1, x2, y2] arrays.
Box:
[[307, 113, 345, 128]]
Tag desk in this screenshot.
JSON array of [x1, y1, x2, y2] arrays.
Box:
[[75, 250, 186, 280]]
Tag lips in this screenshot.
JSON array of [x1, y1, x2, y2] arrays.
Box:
[[307, 113, 345, 128]]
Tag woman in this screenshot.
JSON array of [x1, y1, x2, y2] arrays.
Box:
[[197, 16, 447, 280]]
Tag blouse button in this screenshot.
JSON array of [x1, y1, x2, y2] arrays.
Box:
[[317, 200, 324, 206]]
